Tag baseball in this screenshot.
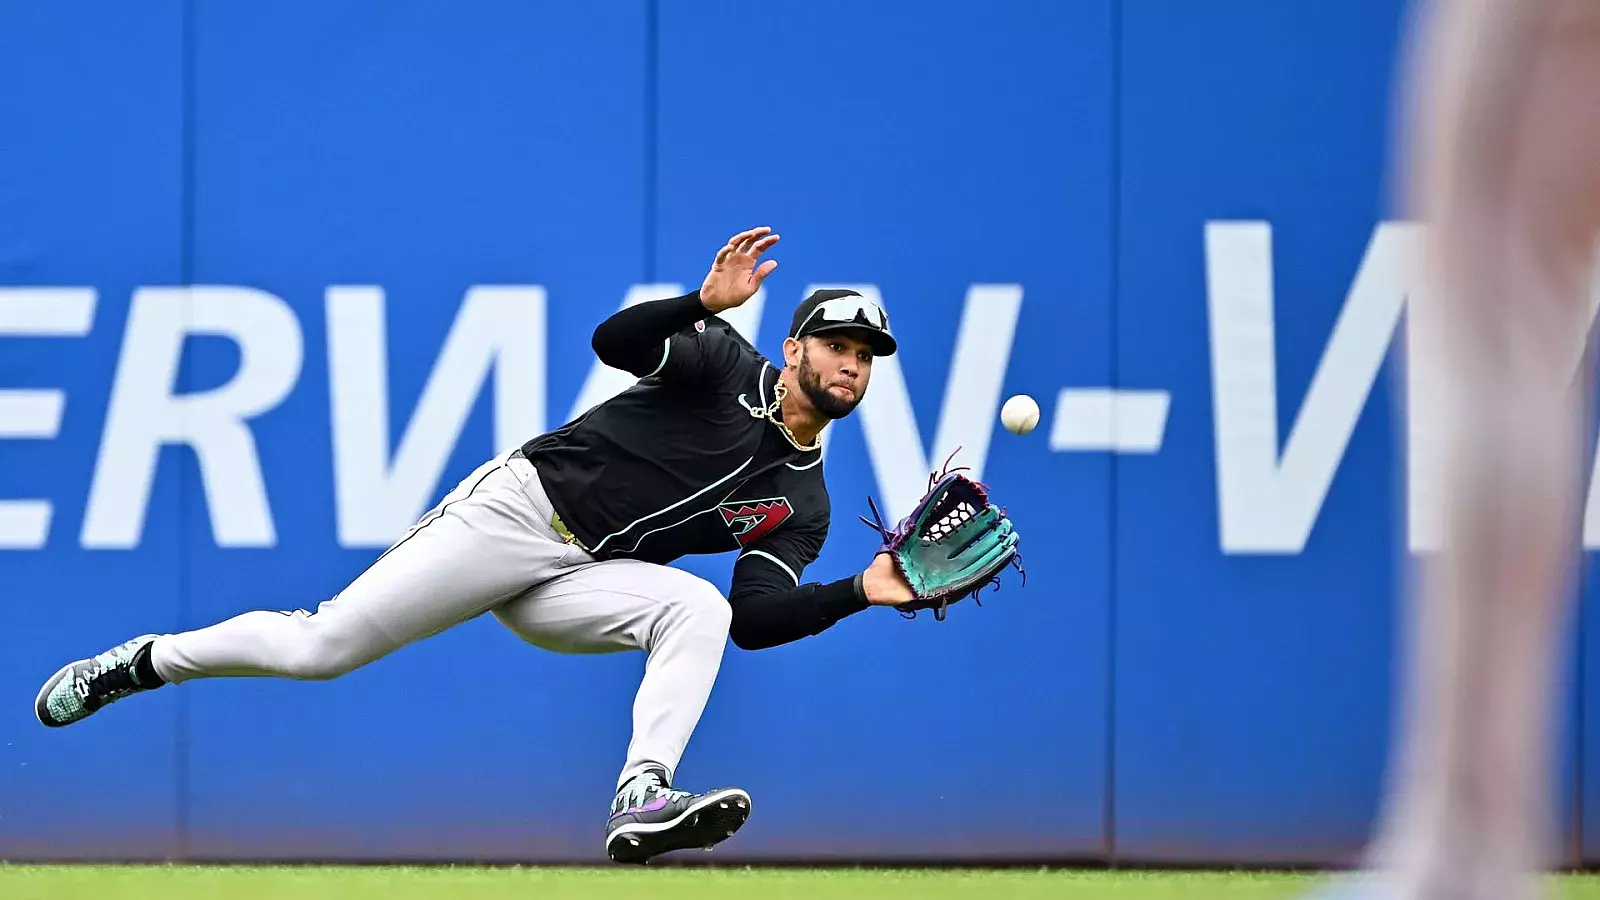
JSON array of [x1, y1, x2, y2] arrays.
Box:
[[1000, 394, 1040, 435]]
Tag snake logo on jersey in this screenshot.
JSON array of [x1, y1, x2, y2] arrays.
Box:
[[718, 498, 793, 547]]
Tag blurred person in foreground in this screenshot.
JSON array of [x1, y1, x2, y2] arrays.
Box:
[[1330, 1, 1600, 898]]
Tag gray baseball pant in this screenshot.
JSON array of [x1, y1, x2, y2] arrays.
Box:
[[148, 450, 731, 788]]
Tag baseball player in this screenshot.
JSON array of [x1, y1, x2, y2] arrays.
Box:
[[1324, 1, 1600, 898], [35, 227, 924, 864]]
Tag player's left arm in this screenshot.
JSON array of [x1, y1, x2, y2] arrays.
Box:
[[725, 514, 913, 650], [726, 517, 864, 650]]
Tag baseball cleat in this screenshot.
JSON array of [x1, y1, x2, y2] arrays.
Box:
[[35, 634, 165, 728], [605, 767, 751, 864]]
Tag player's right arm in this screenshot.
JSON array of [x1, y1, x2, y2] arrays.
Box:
[[589, 226, 779, 378]]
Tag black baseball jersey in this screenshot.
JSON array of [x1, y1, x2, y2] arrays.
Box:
[[519, 291, 867, 649]]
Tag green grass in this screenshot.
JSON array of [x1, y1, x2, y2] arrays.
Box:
[[3, 867, 1600, 900]]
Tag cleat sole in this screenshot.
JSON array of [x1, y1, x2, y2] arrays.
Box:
[[606, 788, 751, 864]]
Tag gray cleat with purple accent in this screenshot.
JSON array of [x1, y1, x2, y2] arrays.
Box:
[[604, 766, 751, 864]]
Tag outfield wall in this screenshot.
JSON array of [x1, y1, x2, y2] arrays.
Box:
[[4, 0, 1589, 866]]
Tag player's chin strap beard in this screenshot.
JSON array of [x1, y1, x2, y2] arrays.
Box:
[[747, 379, 821, 453]]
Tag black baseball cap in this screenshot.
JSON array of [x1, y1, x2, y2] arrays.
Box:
[[788, 289, 897, 356]]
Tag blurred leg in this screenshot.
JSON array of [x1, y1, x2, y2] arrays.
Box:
[[1369, 1, 1600, 897]]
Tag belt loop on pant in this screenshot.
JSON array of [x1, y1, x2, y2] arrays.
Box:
[[509, 448, 591, 552]]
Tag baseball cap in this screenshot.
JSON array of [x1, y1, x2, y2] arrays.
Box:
[[788, 289, 897, 356]]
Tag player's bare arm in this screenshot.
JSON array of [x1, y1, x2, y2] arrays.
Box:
[[861, 553, 914, 607]]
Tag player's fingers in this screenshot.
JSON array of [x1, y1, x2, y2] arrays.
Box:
[[748, 233, 781, 258], [751, 259, 778, 283], [734, 226, 771, 254], [725, 226, 762, 250], [713, 242, 735, 267]]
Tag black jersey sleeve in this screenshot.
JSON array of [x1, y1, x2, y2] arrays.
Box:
[[725, 516, 868, 650], [590, 290, 735, 383]]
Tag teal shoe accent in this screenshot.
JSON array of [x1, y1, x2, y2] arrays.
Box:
[[35, 634, 162, 727]]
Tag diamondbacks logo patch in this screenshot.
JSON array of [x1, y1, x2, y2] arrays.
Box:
[[718, 497, 793, 547]]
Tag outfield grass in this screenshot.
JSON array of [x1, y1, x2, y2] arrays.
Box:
[[3, 867, 1600, 900]]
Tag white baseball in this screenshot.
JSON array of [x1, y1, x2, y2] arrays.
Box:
[[1000, 394, 1040, 435]]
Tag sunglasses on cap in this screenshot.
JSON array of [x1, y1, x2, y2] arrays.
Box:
[[790, 292, 897, 356]]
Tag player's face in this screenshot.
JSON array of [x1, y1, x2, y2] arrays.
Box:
[[797, 333, 874, 419]]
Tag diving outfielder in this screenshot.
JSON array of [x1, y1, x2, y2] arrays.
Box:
[[35, 227, 925, 864]]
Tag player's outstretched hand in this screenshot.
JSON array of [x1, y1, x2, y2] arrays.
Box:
[[861, 552, 915, 607], [700, 226, 779, 313]]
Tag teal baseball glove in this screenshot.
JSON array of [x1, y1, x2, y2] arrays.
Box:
[[860, 461, 1025, 621]]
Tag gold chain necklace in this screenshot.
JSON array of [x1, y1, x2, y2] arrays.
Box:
[[758, 380, 821, 452]]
